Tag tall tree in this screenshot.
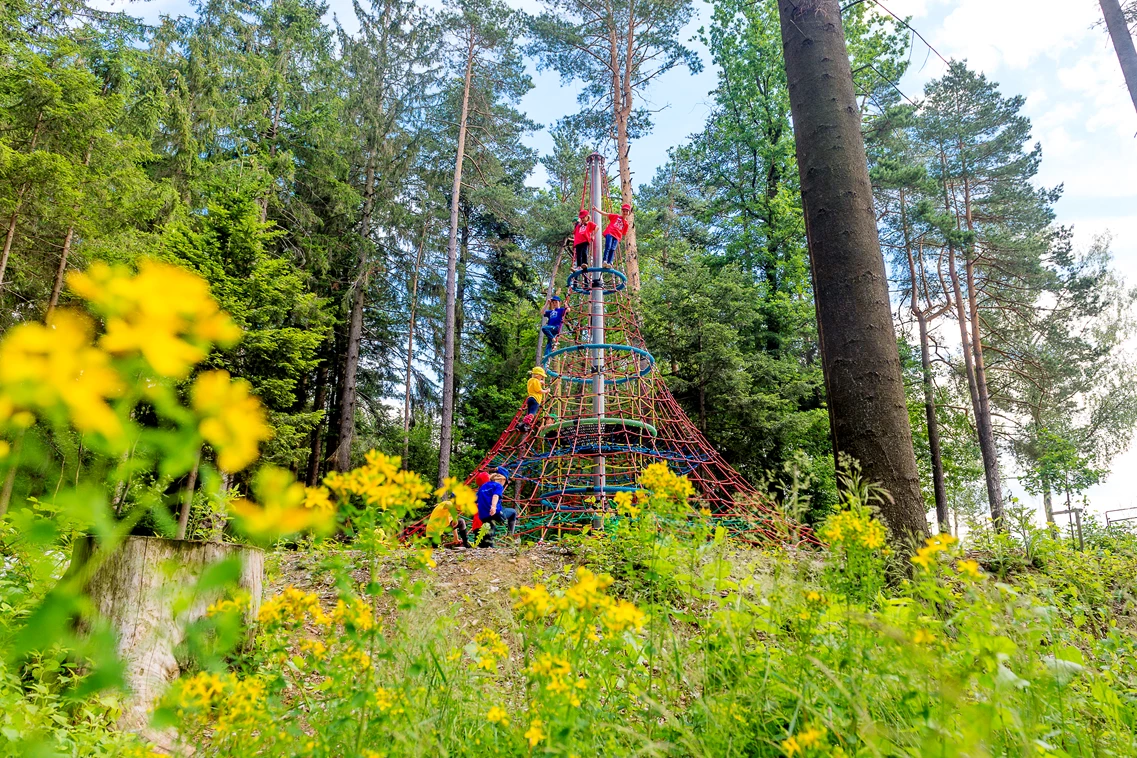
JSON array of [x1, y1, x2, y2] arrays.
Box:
[[437, 0, 532, 484], [527, 0, 702, 292], [776, 0, 927, 539], [1100, 0, 1137, 116], [334, 0, 435, 471], [918, 61, 1059, 529]]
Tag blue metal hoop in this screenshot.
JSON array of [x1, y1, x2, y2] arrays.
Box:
[[566, 266, 627, 295], [542, 342, 655, 385]]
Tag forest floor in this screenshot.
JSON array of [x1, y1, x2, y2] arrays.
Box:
[[266, 543, 579, 641]]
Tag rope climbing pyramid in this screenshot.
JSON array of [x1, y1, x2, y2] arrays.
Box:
[[465, 154, 812, 545]]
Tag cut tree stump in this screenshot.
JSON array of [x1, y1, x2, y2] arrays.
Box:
[[70, 535, 264, 737]]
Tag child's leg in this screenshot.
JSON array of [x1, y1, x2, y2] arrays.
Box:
[[526, 397, 539, 416], [603, 234, 618, 265], [500, 507, 518, 535], [575, 242, 589, 269]]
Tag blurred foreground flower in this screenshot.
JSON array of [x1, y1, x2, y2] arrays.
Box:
[[232, 466, 335, 540]]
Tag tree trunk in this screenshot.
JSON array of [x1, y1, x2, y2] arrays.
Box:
[[965, 256, 1005, 528], [916, 312, 948, 530], [901, 191, 948, 529], [0, 111, 43, 291], [403, 217, 430, 469], [535, 248, 564, 364], [948, 247, 1002, 527], [175, 452, 200, 541], [69, 536, 263, 738], [777, 0, 927, 540], [48, 140, 95, 318], [439, 33, 476, 486], [306, 358, 329, 486], [959, 171, 1004, 528], [1100, 0, 1137, 116], [335, 150, 377, 472]]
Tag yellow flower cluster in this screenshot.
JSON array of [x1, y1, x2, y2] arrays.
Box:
[[170, 671, 265, 735], [911, 533, 958, 570], [820, 508, 887, 550], [68, 260, 240, 378], [638, 462, 695, 503], [191, 370, 272, 473], [473, 628, 509, 673], [524, 718, 546, 748], [486, 705, 509, 725], [324, 451, 432, 513], [0, 312, 124, 439], [330, 596, 375, 632], [206, 593, 250, 618], [426, 478, 477, 540], [526, 653, 588, 708], [955, 559, 983, 580], [373, 687, 405, 716], [613, 490, 642, 518], [781, 725, 827, 757], [512, 567, 647, 640], [257, 586, 327, 628], [232, 466, 335, 540], [338, 647, 371, 673], [912, 628, 936, 645]]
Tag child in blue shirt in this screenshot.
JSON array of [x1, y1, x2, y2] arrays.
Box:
[[542, 294, 569, 357], [475, 472, 517, 538]]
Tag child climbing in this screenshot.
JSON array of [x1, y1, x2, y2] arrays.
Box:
[[597, 203, 631, 267], [542, 294, 568, 357], [476, 471, 517, 540], [573, 210, 597, 271], [521, 366, 547, 432]]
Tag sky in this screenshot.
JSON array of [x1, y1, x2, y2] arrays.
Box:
[[95, 0, 1137, 524]]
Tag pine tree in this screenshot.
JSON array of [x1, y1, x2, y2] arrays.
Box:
[[527, 0, 702, 291]]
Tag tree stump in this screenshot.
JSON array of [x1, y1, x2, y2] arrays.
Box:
[[70, 536, 263, 736]]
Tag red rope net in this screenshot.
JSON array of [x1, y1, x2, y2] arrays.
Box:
[[419, 257, 815, 547]]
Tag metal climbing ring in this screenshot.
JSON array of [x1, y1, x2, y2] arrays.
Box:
[[541, 342, 655, 385], [566, 267, 627, 295]]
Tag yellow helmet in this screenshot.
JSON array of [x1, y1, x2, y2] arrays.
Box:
[[530, 367, 547, 377]]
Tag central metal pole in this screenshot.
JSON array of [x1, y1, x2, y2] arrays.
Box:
[[587, 153, 606, 500]]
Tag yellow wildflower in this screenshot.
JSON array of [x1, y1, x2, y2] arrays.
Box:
[[487, 706, 509, 725], [613, 490, 641, 517], [602, 599, 646, 633], [69, 260, 240, 378], [781, 725, 826, 756], [0, 311, 124, 439], [562, 566, 614, 611], [912, 628, 936, 645], [257, 587, 326, 627], [0, 440, 8, 459], [955, 559, 982, 579], [419, 548, 437, 569], [192, 370, 272, 473], [524, 719, 546, 748], [233, 466, 335, 540], [330, 597, 375, 632], [639, 462, 694, 502], [435, 477, 478, 516], [512, 584, 555, 620], [206, 593, 250, 618]]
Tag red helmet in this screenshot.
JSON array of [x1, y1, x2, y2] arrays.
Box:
[[474, 471, 490, 487], [621, 203, 631, 211]]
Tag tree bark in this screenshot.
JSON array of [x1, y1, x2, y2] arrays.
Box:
[[0, 111, 43, 290], [900, 192, 948, 529], [335, 150, 377, 472], [175, 451, 201, 541], [535, 247, 564, 364], [306, 355, 329, 486], [69, 536, 263, 737], [48, 140, 95, 318], [403, 217, 430, 469], [1100, 0, 1137, 116], [960, 170, 1005, 528], [777, 0, 927, 539], [439, 32, 476, 486]]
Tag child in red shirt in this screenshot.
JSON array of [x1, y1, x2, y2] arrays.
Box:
[[573, 210, 597, 271], [597, 203, 631, 266]]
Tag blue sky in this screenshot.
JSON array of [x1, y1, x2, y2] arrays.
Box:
[[95, 0, 1137, 522]]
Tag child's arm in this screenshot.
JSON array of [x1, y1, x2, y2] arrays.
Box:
[[490, 494, 500, 516]]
